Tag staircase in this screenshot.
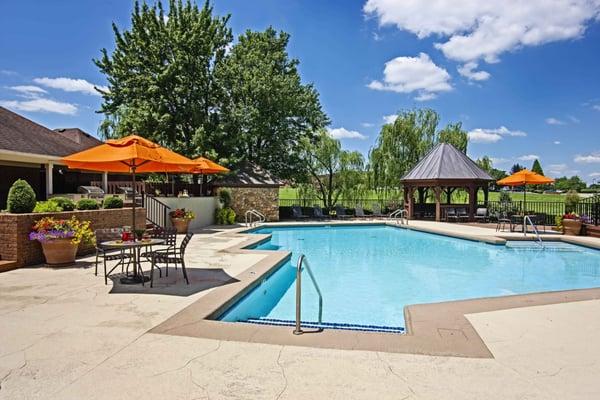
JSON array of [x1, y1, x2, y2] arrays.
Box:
[[143, 194, 171, 229]]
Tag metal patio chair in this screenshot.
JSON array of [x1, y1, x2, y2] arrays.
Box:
[[149, 233, 194, 287], [95, 228, 131, 285]]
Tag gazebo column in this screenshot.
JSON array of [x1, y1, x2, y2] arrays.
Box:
[[468, 185, 477, 221], [483, 185, 489, 206], [406, 186, 415, 219], [433, 186, 442, 222]]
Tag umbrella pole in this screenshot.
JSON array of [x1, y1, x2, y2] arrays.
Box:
[[523, 184, 527, 236], [132, 166, 136, 233]]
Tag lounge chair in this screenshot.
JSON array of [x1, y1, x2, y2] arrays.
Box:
[[457, 207, 469, 222], [474, 208, 488, 223], [335, 205, 352, 219], [371, 203, 385, 218], [313, 206, 330, 220], [355, 205, 369, 219], [496, 212, 512, 232], [445, 208, 457, 222], [292, 206, 309, 221]]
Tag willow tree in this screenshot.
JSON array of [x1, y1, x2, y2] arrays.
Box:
[[95, 0, 232, 159]]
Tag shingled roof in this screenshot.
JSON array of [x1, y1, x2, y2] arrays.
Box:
[[0, 106, 101, 157], [401, 143, 493, 182], [214, 162, 282, 187]]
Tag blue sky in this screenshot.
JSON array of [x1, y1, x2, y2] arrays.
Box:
[[2, 0, 600, 182]]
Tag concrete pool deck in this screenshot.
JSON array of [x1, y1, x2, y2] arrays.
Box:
[[1, 221, 600, 399]]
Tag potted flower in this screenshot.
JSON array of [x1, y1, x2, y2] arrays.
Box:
[[29, 216, 95, 266], [561, 213, 582, 235], [169, 208, 195, 233]]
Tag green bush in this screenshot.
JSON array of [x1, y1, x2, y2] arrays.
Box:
[[498, 190, 512, 204], [77, 198, 100, 210], [218, 189, 232, 208], [33, 200, 62, 213], [103, 196, 124, 209], [215, 207, 236, 225], [7, 179, 37, 213], [564, 190, 580, 213], [49, 196, 76, 211]]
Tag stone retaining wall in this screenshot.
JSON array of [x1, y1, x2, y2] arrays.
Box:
[[219, 187, 279, 222], [0, 208, 146, 269]]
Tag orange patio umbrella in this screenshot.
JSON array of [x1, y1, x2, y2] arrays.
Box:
[[62, 134, 197, 235], [191, 156, 230, 174], [497, 168, 555, 218]]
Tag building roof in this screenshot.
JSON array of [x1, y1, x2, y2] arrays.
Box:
[[214, 162, 283, 187], [401, 143, 493, 182], [0, 106, 101, 157]]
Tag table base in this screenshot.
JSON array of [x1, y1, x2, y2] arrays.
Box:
[[119, 275, 150, 285]]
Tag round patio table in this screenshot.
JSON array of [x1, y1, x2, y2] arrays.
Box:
[[100, 238, 164, 285]]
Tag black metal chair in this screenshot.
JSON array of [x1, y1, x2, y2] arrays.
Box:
[[335, 205, 352, 219], [292, 206, 309, 221], [445, 208, 457, 222], [94, 228, 131, 285], [456, 207, 469, 222], [313, 206, 330, 220], [496, 212, 512, 232], [474, 208, 489, 223], [149, 233, 194, 287], [141, 227, 177, 278]]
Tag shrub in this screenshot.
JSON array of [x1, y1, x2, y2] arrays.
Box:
[[50, 196, 76, 211], [498, 190, 511, 204], [218, 189, 232, 208], [215, 207, 236, 225], [33, 201, 62, 213], [7, 179, 37, 213], [103, 196, 124, 209], [77, 198, 100, 210], [564, 190, 580, 213]]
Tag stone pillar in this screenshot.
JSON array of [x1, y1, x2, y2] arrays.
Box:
[[434, 187, 442, 222], [45, 162, 53, 199]]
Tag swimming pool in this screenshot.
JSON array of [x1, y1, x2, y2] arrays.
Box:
[[219, 225, 600, 331]]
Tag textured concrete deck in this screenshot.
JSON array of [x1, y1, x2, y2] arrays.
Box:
[[1, 222, 600, 399]]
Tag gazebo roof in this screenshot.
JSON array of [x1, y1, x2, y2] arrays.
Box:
[[214, 162, 282, 188], [401, 143, 493, 182]]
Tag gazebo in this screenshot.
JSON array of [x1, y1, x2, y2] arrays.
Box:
[[400, 143, 494, 222]]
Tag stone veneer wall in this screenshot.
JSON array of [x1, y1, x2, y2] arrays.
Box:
[[219, 187, 279, 222], [0, 208, 146, 268]]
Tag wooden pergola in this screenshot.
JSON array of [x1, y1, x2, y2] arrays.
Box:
[[400, 143, 494, 222]]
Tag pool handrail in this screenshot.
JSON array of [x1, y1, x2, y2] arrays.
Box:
[[245, 209, 266, 227], [524, 215, 544, 248], [293, 254, 323, 335], [389, 209, 408, 225]]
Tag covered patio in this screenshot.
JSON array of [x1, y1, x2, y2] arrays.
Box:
[[400, 143, 494, 222]]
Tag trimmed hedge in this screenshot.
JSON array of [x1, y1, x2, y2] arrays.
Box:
[[215, 207, 236, 224], [77, 198, 100, 210], [33, 200, 62, 213], [7, 179, 36, 213], [49, 196, 76, 211], [103, 196, 124, 209]]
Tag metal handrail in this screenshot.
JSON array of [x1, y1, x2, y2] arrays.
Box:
[[293, 254, 323, 335], [389, 209, 408, 225], [144, 194, 172, 228], [245, 209, 266, 227], [524, 215, 544, 248]]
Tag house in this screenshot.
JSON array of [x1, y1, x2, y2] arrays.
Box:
[[0, 106, 107, 209]]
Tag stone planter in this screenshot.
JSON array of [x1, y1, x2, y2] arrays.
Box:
[[562, 219, 582, 236], [171, 217, 190, 233], [40, 239, 78, 266]]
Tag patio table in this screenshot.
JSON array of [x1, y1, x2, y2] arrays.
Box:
[[100, 238, 164, 285]]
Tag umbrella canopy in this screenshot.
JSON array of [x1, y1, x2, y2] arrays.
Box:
[[497, 169, 555, 186], [191, 157, 230, 174], [62, 135, 196, 173]]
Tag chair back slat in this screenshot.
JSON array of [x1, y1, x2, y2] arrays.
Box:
[[180, 233, 194, 256]]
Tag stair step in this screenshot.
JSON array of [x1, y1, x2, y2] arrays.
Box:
[[244, 318, 405, 334], [0, 260, 18, 273]]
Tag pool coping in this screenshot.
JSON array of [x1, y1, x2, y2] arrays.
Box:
[[150, 221, 600, 358]]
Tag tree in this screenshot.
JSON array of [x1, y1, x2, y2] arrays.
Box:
[[217, 27, 328, 179], [438, 122, 468, 153], [302, 131, 365, 210], [95, 0, 232, 160], [555, 176, 587, 192], [531, 159, 544, 176], [510, 163, 525, 174], [476, 156, 493, 173]]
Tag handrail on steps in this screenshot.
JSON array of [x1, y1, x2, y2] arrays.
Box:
[[389, 209, 409, 225], [294, 254, 323, 335], [524, 215, 544, 248], [245, 209, 265, 227]]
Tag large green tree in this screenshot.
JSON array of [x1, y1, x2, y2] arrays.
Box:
[[531, 159, 544, 175], [302, 131, 365, 210], [95, 0, 232, 158], [438, 122, 468, 153], [217, 27, 328, 179]]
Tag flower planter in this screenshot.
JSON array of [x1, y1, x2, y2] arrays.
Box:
[[562, 219, 582, 236], [171, 217, 190, 234], [40, 239, 78, 266]]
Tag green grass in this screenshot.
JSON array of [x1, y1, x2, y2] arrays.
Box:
[[279, 187, 568, 203]]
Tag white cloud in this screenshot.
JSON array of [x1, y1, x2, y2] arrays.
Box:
[[589, 172, 600, 177], [568, 115, 580, 123], [457, 62, 490, 81], [414, 92, 437, 101], [574, 153, 600, 163], [554, 141, 561, 145], [548, 163, 568, 175], [33, 77, 108, 96], [8, 85, 47, 97], [518, 154, 539, 162], [467, 126, 527, 143], [361, 122, 375, 128], [489, 157, 510, 165], [0, 98, 77, 115], [383, 114, 397, 124], [327, 127, 367, 140], [593, 104, 600, 111], [367, 53, 452, 100], [545, 117, 565, 125], [0, 69, 17, 76], [364, 0, 600, 73]]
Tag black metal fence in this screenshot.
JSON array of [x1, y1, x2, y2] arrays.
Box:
[[578, 195, 600, 225], [279, 198, 402, 209]]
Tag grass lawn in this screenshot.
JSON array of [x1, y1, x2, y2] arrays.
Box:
[[279, 187, 568, 203]]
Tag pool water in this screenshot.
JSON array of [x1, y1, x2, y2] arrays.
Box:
[[219, 225, 600, 330]]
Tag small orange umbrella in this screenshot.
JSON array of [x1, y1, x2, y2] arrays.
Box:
[[62, 135, 197, 246], [497, 169, 555, 224], [191, 157, 229, 174]]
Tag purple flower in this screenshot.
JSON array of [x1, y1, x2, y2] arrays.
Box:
[[29, 229, 74, 242]]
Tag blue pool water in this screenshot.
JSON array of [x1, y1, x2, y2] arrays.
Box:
[[220, 225, 600, 329]]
